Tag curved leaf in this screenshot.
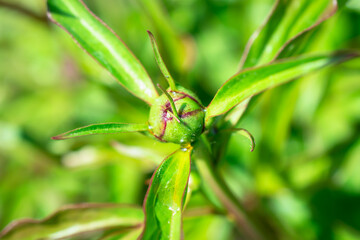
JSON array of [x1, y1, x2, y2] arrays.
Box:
[[141, 147, 192, 240], [47, 0, 158, 104], [52, 123, 148, 140], [0, 203, 144, 240], [206, 53, 358, 121], [227, 128, 256, 152], [240, 0, 337, 69]]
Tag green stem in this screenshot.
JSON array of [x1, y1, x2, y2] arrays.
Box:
[[157, 84, 181, 121], [194, 136, 266, 240]]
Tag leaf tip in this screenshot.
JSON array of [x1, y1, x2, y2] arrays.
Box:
[[250, 143, 255, 152], [51, 135, 65, 140], [146, 30, 155, 39], [227, 128, 255, 152]]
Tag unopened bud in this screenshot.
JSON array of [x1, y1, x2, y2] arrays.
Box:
[[148, 86, 205, 144]]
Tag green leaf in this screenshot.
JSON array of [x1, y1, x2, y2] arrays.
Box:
[[240, 0, 337, 69], [52, 123, 148, 140], [206, 53, 358, 121], [226, 0, 338, 126], [142, 147, 192, 240], [0, 203, 144, 240], [47, 0, 158, 104], [147, 31, 177, 91]]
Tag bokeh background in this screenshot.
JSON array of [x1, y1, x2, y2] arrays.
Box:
[[0, 0, 360, 239]]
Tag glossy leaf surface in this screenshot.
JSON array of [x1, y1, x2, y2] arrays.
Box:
[[52, 123, 148, 140], [47, 0, 158, 104], [0, 203, 143, 240], [240, 0, 337, 69], [142, 147, 192, 240], [206, 53, 357, 121]]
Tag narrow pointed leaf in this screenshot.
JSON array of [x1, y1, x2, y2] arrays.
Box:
[[148, 31, 177, 91], [240, 0, 337, 69], [142, 147, 192, 240], [47, 0, 158, 104], [206, 53, 358, 121], [0, 203, 144, 240], [52, 123, 149, 140]]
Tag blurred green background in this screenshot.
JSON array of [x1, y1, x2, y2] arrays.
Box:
[[0, 0, 359, 239]]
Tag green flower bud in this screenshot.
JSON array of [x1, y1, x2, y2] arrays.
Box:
[[148, 86, 205, 144]]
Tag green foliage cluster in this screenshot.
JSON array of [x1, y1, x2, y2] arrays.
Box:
[[0, 0, 359, 239]]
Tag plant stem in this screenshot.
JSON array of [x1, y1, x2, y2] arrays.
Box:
[[194, 136, 266, 240]]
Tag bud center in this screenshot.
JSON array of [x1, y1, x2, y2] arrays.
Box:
[[148, 88, 205, 144]]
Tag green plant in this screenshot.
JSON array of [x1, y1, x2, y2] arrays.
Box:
[[0, 0, 358, 239]]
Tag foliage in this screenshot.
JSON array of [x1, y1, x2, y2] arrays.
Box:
[[0, 0, 359, 239]]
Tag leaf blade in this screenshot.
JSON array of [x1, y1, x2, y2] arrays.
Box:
[[52, 123, 149, 140], [147, 31, 177, 91], [142, 147, 192, 240], [227, 0, 338, 126], [47, 0, 158, 104], [240, 0, 337, 69], [0, 203, 144, 240], [206, 53, 358, 121]]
